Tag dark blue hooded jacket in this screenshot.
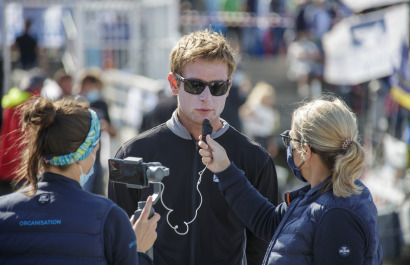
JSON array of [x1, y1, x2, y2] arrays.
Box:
[[0, 172, 151, 265]]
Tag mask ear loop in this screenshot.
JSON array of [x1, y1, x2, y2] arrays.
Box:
[[159, 164, 207, 235]]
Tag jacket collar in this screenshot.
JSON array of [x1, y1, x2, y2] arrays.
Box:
[[166, 110, 229, 140], [40, 172, 82, 188], [284, 176, 332, 205]]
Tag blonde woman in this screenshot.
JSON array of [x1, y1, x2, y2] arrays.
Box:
[[239, 81, 280, 150], [199, 95, 382, 265]]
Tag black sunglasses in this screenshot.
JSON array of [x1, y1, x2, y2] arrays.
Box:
[[175, 73, 230, 96], [280, 130, 304, 147]]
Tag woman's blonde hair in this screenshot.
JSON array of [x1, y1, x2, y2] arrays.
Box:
[[170, 28, 239, 78], [291, 95, 364, 197], [245, 81, 276, 106]]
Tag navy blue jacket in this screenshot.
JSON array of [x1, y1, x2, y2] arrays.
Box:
[[0, 172, 151, 265], [216, 163, 383, 265]]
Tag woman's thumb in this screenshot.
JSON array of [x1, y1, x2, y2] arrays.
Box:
[[206, 135, 220, 149]]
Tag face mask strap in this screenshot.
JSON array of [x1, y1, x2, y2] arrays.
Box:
[[296, 160, 305, 170]]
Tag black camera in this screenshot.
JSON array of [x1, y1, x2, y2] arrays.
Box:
[[108, 157, 169, 214], [108, 157, 169, 189], [108, 157, 169, 206]]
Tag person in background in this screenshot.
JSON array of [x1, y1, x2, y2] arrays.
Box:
[[219, 67, 248, 132], [239, 81, 280, 158], [79, 71, 117, 137], [0, 97, 160, 265], [54, 68, 74, 98], [139, 88, 178, 133], [0, 68, 46, 196], [199, 95, 383, 265], [286, 29, 323, 98], [108, 29, 278, 265], [13, 19, 39, 70], [79, 70, 117, 195], [304, 0, 332, 51]]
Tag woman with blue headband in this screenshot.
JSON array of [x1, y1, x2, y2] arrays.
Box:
[[0, 97, 160, 265]]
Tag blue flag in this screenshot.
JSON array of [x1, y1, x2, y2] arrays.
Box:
[[390, 42, 410, 110]]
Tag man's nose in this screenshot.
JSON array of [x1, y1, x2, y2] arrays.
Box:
[[200, 86, 212, 101]]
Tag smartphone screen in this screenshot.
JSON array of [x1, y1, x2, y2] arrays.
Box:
[[108, 158, 148, 187]]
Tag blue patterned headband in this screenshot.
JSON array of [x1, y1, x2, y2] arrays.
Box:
[[43, 109, 101, 166]]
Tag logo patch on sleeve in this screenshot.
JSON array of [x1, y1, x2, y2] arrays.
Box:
[[338, 245, 351, 257], [38, 193, 51, 206]]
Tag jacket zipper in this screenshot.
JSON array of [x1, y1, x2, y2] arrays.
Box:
[[189, 141, 199, 265], [262, 194, 303, 265]]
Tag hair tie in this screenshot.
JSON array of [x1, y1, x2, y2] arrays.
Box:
[[341, 138, 353, 151]]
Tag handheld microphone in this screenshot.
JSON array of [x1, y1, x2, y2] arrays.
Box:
[[202, 119, 213, 144]]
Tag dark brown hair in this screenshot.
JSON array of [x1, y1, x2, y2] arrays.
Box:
[[80, 73, 103, 89], [16, 97, 91, 195]]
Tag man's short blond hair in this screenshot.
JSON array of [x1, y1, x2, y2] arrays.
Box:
[[170, 29, 239, 77]]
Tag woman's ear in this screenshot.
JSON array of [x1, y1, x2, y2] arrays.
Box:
[[304, 144, 313, 161], [168, 73, 179, 95]]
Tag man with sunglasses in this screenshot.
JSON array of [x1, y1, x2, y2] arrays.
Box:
[[108, 29, 279, 265]]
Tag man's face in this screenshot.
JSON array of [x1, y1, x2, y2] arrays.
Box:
[[58, 77, 73, 96], [173, 59, 230, 128]]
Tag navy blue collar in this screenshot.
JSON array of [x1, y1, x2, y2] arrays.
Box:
[[284, 175, 332, 205], [40, 172, 81, 188]]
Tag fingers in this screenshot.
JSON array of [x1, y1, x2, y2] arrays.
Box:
[[150, 212, 161, 224], [198, 134, 213, 146], [199, 136, 221, 154], [133, 196, 161, 253], [199, 135, 217, 150], [198, 135, 218, 166], [201, 156, 212, 165], [139, 196, 153, 220], [136, 196, 161, 223], [204, 135, 219, 150], [198, 135, 229, 172], [198, 148, 211, 157], [148, 213, 160, 239], [199, 145, 212, 166], [198, 136, 208, 150]]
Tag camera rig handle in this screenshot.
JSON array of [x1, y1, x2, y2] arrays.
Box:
[[134, 201, 154, 259], [133, 181, 161, 219], [120, 158, 169, 261], [145, 163, 169, 205], [133, 180, 164, 260]]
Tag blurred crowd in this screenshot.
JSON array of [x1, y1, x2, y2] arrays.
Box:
[[1, 0, 409, 197], [1, 1, 410, 262], [0, 66, 117, 197]]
